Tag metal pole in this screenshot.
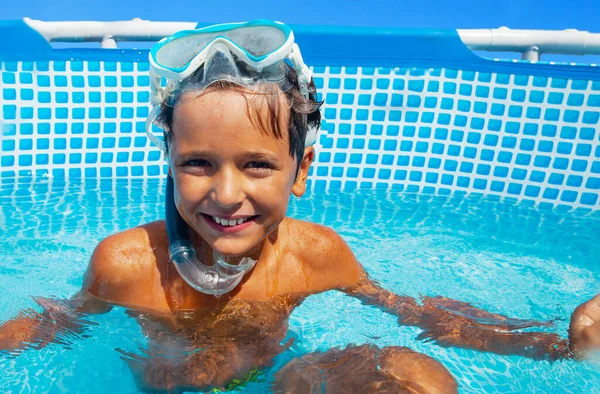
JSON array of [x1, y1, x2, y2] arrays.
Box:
[[101, 35, 117, 49], [521, 45, 540, 61]]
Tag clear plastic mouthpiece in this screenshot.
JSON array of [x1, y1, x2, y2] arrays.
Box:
[[169, 240, 257, 296]]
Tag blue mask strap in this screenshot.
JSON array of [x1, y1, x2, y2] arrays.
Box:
[[165, 175, 189, 244]]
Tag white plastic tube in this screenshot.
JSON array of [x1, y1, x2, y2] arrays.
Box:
[[22, 18, 600, 59], [23, 17, 196, 42], [458, 27, 600, 56]]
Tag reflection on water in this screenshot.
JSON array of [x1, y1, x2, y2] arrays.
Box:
[[0, 177, 599, 392]]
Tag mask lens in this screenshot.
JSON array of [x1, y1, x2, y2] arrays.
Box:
[[224, 25, 287, 57], [156, 25, 287, 69], [156, 33, 218, 69]]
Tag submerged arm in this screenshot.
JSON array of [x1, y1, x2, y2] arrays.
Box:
[[413, 294, 569, 361], [316, 228, 571, 361], [343, 277, 422, 326], [344, 278, 570, 361], [0, 292, 111, 354], [0, 229, 148, 355]]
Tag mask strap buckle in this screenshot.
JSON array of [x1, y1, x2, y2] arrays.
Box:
[[288, 43, 312, 99]]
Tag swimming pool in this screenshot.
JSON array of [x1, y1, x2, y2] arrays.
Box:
[[1, 178, 599, 392], [1, 20, 599, 392]]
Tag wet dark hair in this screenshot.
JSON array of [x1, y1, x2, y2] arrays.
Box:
[[155, 63, 322, 168]]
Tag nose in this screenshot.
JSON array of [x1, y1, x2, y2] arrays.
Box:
[[211, 166, 245, 209]]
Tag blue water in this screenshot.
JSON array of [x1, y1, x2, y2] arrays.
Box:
[[1, 177, 599, 393]]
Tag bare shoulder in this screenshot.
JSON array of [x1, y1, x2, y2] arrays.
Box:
[[83, 221, 169, 305], [283, 218, 365, 290]]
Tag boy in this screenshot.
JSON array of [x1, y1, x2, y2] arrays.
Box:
[[1, 21, 599, 393]]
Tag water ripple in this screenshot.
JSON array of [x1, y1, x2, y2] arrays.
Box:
[[0, 178, 598, 392]]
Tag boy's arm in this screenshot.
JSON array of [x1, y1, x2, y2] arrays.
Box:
[[1, 223, 167, 355], [0, 233, 129, 354], [344, 279, 571, 361], [0, 292, 111, 353], [319, 230, 573, 361]]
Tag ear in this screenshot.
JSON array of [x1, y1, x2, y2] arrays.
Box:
[[292, 146, 315, 197]]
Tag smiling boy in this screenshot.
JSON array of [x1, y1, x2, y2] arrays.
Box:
[[1, 20, 599, 393]]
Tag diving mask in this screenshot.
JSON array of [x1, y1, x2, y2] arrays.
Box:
[[146, 20, 316, 152]]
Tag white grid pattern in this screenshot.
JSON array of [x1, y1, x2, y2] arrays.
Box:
[[0, 61, 166, 178], [1, 60, 599, 209], [310, 66, 600, 208]]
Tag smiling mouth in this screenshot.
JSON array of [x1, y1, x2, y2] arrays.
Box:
[[202, 214, 258, 228]]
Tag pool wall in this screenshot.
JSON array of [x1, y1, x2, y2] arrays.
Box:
[[1, 21, 599, 209]]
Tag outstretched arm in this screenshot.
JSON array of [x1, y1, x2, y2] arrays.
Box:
[[313, 229, 576, 361], [0, 292, 111, 354], [0, 232, 143, 355], [343, 277, 423, 326], [344, 278, 571, 361], [1, 224, 173, 355]]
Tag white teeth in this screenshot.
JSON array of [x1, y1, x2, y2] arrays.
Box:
[[211, 216, 250, 227]]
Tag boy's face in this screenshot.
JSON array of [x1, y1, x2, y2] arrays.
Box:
[[168, 89, 313, 257]]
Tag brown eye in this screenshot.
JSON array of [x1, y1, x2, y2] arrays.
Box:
[[185, 159, 211, 167], [247, 161, 274, 170]]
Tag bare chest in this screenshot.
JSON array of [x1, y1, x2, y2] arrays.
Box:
[[140, 250, 317, 313]]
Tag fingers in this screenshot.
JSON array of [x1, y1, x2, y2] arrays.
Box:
[[115, 347, 145, 362], [118, 350, 185, 392]]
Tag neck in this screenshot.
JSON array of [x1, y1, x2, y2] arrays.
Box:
[[188, 228, 279, 266]]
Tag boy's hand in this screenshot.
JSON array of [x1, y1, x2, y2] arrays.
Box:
[[569, 293, 600, 358]]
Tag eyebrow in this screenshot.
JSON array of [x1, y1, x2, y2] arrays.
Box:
[[173, 149, 283, 162], [244, 150, 283, 161]]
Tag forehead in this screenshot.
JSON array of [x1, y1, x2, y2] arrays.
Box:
[[170, 89, 291, 151], [172, 87, 290, 139]]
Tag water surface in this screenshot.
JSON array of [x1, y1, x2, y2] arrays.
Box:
[[1, 177, 599, 392]]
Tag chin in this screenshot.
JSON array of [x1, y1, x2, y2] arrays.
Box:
[[211, 239, 260, 258]]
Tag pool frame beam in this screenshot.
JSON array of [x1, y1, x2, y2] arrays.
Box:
[[22, 18, 600, 61]]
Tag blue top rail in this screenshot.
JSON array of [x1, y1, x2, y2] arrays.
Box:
[[1, 19, 600, 81]]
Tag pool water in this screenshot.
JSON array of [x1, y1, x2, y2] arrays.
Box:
[[0, 177, 599, 393]]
